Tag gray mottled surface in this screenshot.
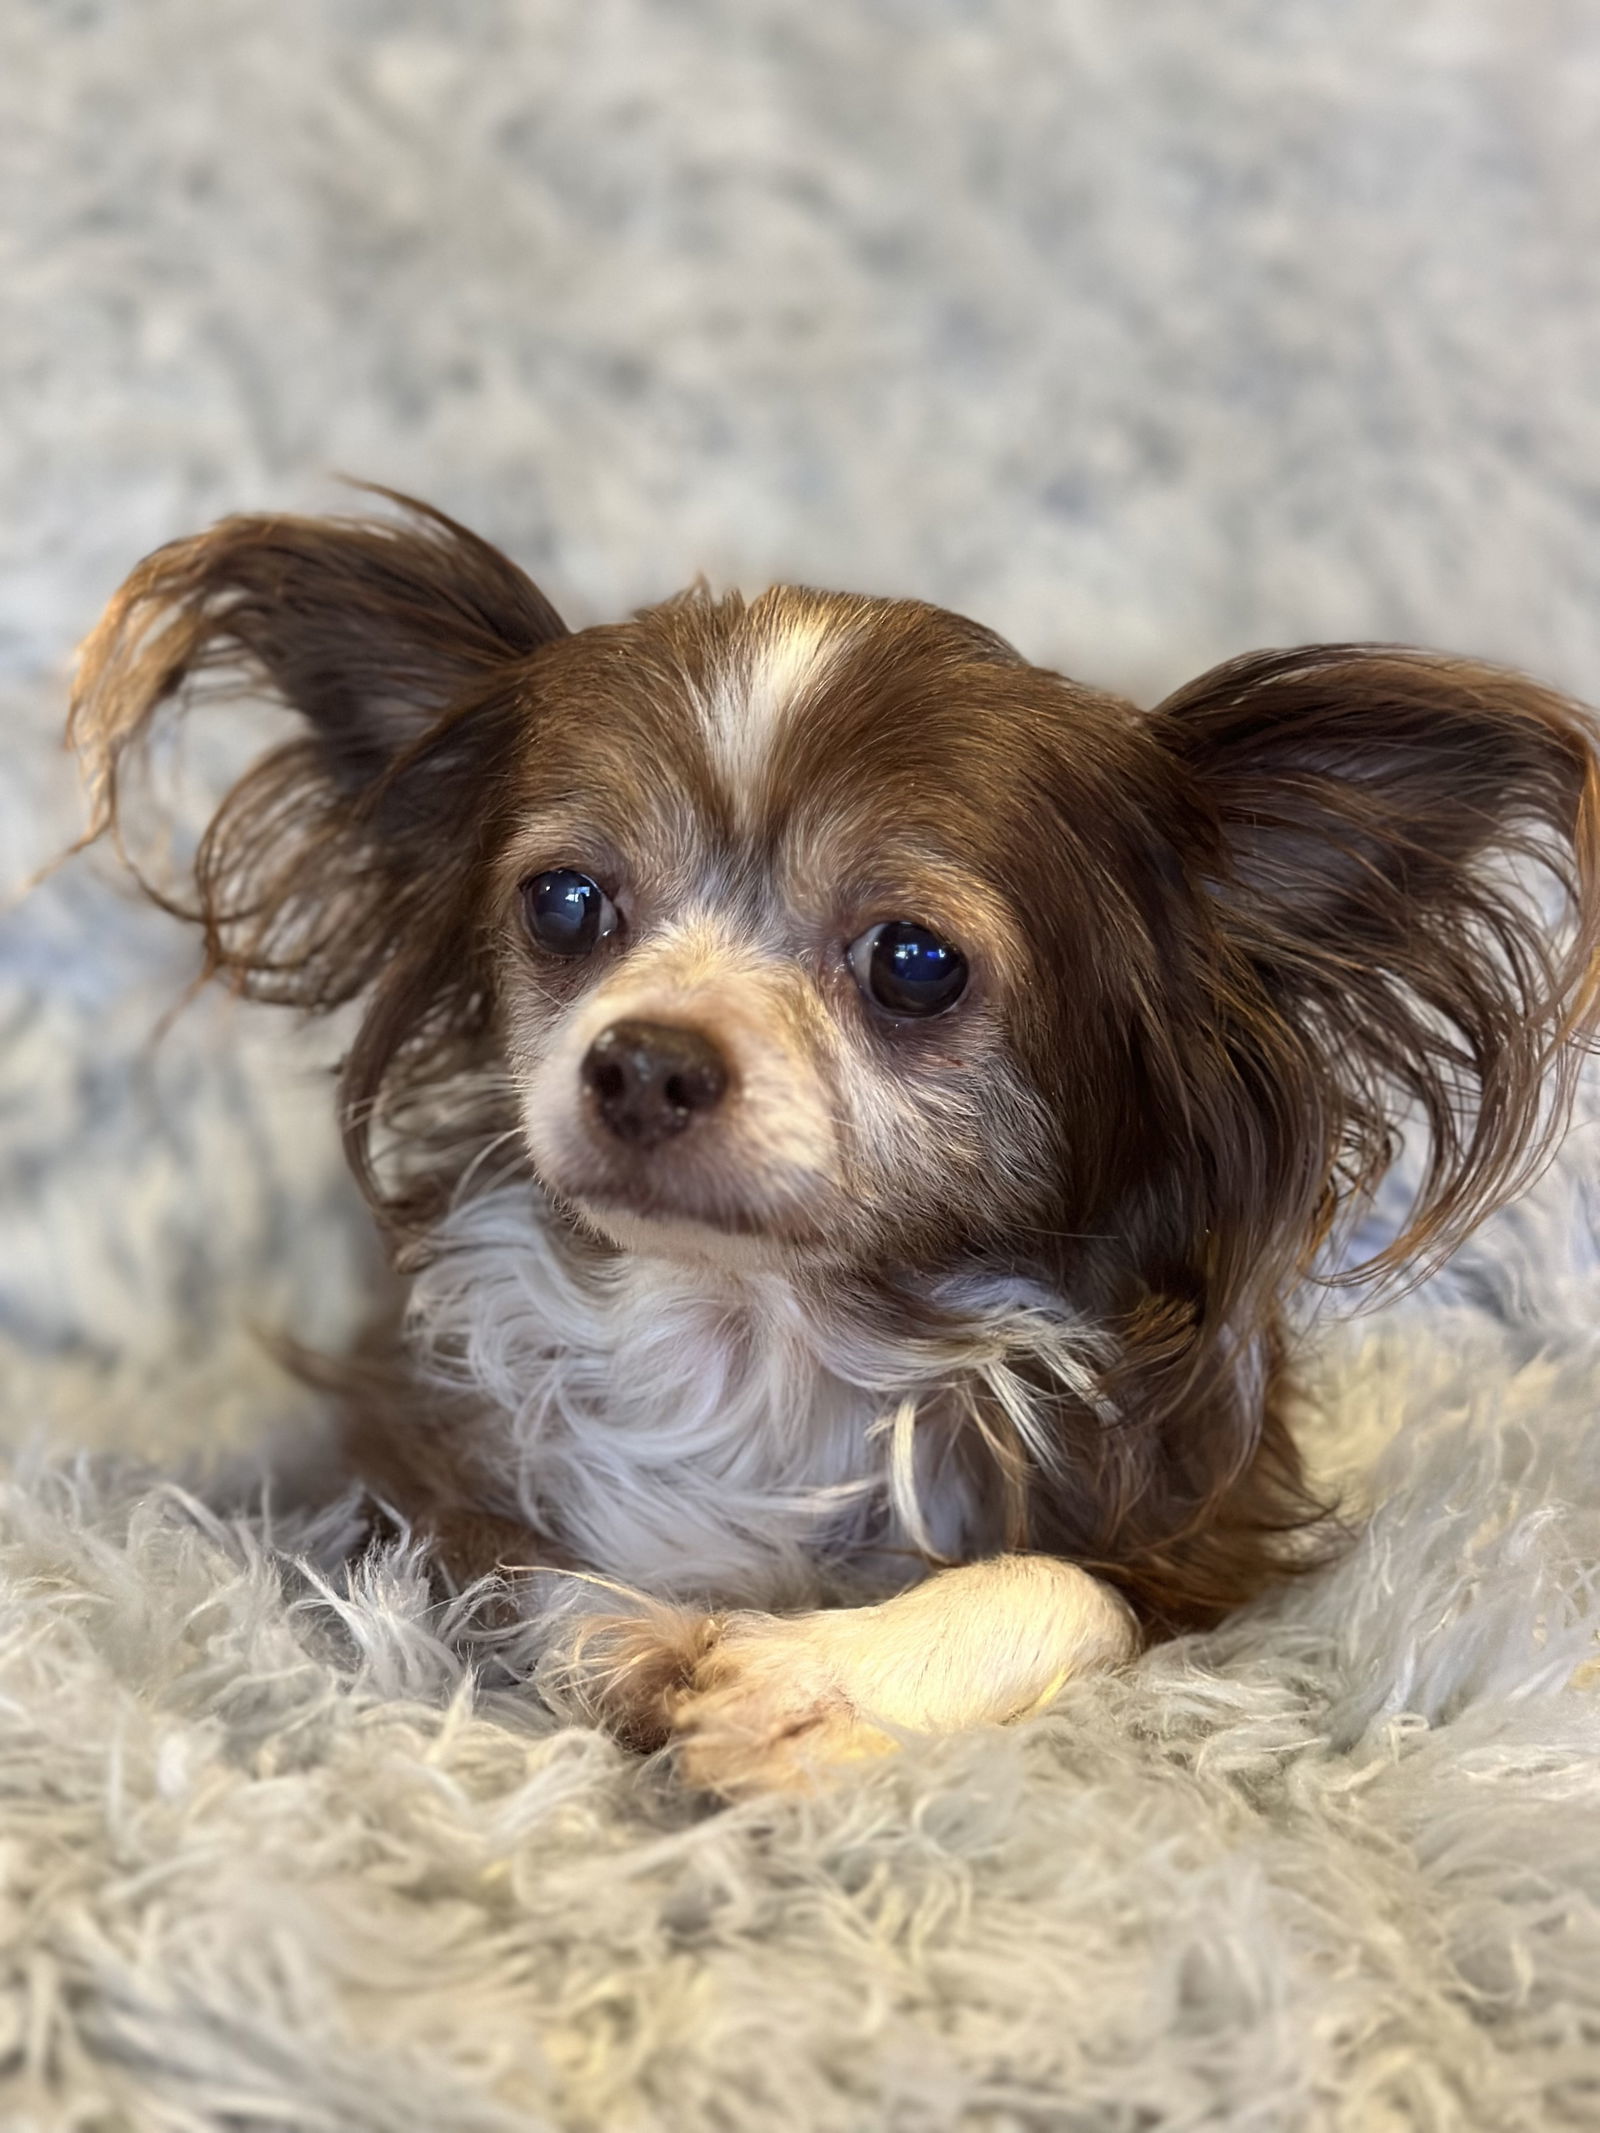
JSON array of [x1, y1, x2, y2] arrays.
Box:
[[4, 5, 1600, 2126]]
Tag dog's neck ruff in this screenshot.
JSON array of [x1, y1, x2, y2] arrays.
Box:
[[403, 1184, 1108, 1608]]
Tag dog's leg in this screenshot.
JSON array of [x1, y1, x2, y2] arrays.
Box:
[[648, 1556, 1137, 1796]]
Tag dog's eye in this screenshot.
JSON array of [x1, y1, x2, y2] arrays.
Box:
[[521, 869, 618, 957], [848, 921, 969, 1018]]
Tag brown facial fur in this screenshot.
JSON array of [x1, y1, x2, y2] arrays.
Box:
[[69, 497, 1600, 1634]]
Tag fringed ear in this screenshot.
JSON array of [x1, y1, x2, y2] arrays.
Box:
[[68, 493, 566, 1011], [1158, 644, 1600, 1282], [68, 496, 569, 1219]]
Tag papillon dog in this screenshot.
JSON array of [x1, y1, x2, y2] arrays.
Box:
[[68, 495, 1600, 1793]]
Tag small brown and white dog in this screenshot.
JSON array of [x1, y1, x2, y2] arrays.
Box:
[[69, 495, 1600, 1794]]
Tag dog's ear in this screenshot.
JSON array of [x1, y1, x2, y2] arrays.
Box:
[[68, 494, 566, 1010], [69, 497, 569, 1216], [1157, 644, 1600, 1280]]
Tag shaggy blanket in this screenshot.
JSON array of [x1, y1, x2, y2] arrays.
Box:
[[5, 5, 1600, 2127]]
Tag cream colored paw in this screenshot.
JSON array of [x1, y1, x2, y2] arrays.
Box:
[[671, 1611, 902, 1796], [670, 1556, 1139, 1798]]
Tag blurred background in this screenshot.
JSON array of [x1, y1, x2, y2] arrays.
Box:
[[5, 0, 1600, 1464]]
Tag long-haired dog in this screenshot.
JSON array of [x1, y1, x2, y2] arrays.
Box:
[[68, 496, 1600, 1793]]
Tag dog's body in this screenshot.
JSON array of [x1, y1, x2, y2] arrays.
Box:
[[70, 498, 1600, 1792]]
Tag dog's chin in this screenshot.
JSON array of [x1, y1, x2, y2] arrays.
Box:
[[541, 1173, 840, 1277]]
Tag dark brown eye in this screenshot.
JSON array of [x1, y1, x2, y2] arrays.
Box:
[[848, 921, 968, 1017], [521, 869, 618, 957]]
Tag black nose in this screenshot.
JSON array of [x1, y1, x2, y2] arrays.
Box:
[[581, 1020, 730, 1147]]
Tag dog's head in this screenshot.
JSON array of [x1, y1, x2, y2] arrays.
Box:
[[486, 581, 1204, 1280], [71, 499, 1600, 1340]]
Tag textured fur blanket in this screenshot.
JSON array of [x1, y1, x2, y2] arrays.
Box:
[[5, 6, 1600, 2126]]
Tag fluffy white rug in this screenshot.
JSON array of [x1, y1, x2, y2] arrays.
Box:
[[5, 4, 1600, 2126]]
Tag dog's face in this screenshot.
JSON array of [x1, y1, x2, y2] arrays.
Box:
[[489, 588, 1188, 1274]]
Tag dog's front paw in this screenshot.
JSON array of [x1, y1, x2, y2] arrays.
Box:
[[548, 1600, 720, 1752], [670, 1612, 900, 1797], [556, 1557, 1137, 1798], [671, 1557, 1138, 1797], [551, 1603, 891, 1789]]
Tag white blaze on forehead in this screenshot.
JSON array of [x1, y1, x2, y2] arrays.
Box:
[[697, 601, 853, 801]]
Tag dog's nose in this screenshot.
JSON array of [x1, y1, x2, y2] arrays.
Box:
[[581, 1021, 730, 1147]]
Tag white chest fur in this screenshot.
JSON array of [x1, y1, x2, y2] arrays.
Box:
[[404, 1186, 1105, 1608]]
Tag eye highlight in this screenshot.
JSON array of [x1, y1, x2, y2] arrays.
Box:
[[848, 921, 969, 1018], [521, 869, 619, 958]]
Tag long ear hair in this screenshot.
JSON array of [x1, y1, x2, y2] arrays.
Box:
[[1026, 644, 1600, 1631], [68, 494, 567, 1217], [1158, 644, 1600, 1294]]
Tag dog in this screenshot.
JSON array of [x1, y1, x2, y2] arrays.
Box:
[[67, 494, 1600, 1794]]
